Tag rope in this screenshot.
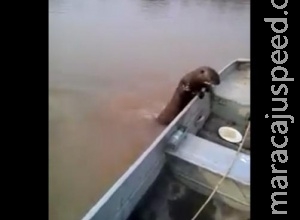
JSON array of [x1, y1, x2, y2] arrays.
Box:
[[191, 122, 250, 220]]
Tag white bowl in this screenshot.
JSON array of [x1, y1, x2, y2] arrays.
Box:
[[218, 126, 243, 144]]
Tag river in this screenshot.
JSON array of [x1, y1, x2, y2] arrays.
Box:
[[49, 0, 250, 219]]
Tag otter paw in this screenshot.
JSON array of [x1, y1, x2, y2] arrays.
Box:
[[203, 85, 212, 93], [198, 91, 205, 99], [182, 84, 191, 91]]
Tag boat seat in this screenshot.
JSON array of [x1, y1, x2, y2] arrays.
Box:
[[165, 133, 250, 211], [166, 133, 249, 184]]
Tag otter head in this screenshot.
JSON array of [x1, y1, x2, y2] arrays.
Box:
[[181, 66, 220, 94], [195, 66, 220, 86]]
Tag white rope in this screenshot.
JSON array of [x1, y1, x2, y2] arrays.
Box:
[[191, 122, 250, 220]]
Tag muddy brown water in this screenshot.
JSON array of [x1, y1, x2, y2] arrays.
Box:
[[49, 0, 250, 219]]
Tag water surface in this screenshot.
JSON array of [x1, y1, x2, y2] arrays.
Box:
[[49, 0, 250, 219]]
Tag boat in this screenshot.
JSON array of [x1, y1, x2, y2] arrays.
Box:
[[82, 58, 250, 220]]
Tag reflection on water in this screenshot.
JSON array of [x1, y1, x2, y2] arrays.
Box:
[[49, 0, 249, 219]]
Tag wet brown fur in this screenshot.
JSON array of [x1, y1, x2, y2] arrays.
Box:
[[156, 66, 220, 125]]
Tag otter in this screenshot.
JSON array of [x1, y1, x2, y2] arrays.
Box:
[[156, 66, 220, 125]]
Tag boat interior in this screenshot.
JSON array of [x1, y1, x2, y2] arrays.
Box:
[[128, 166, 217, 220], [128, 60, 250, 220]]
